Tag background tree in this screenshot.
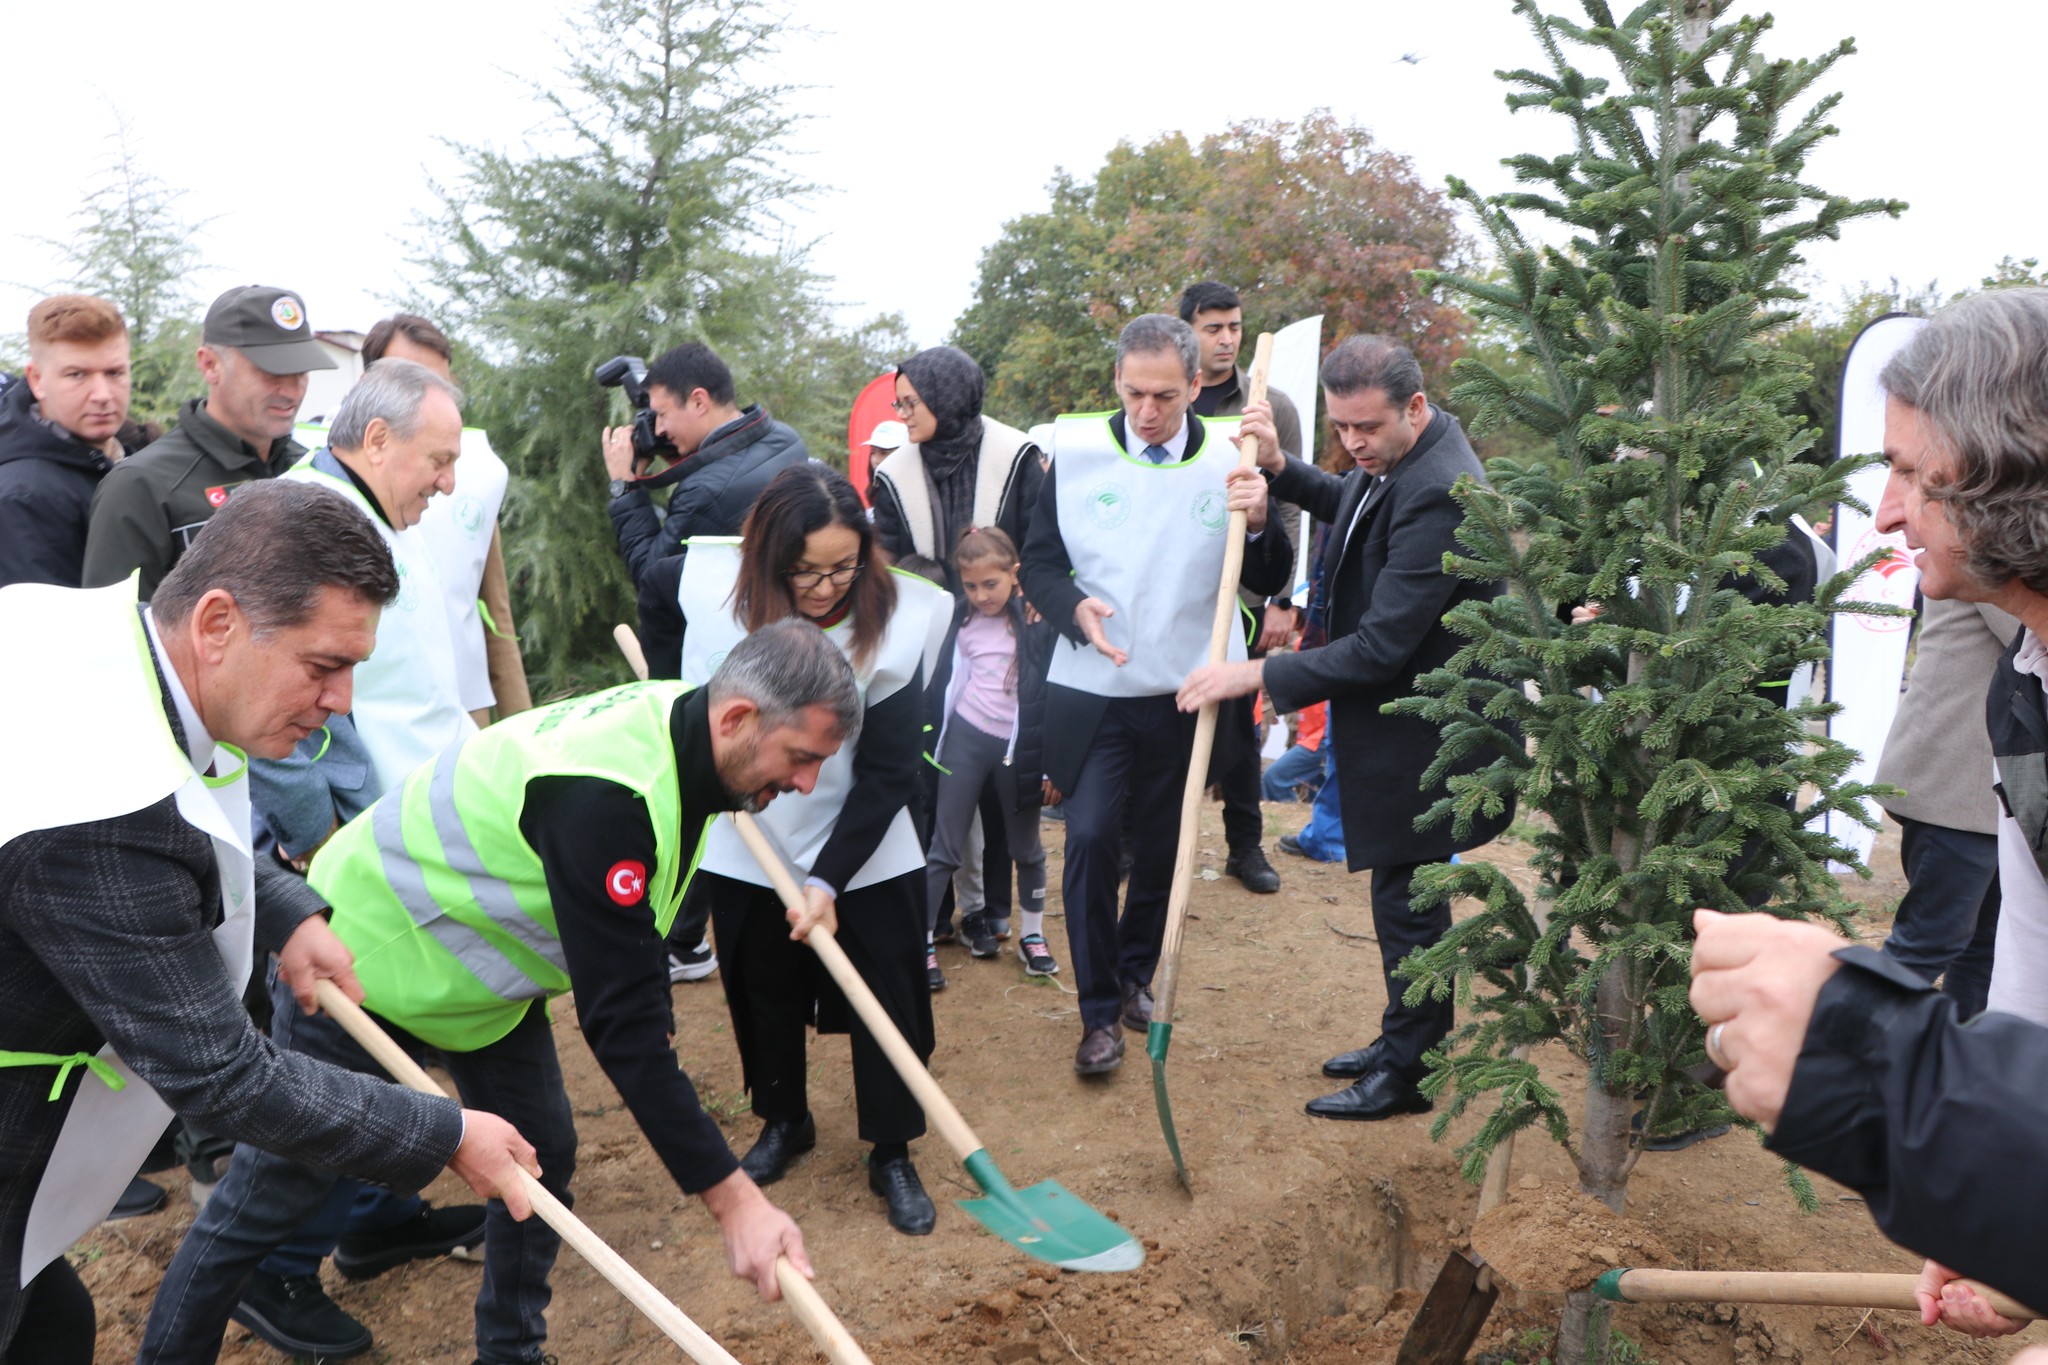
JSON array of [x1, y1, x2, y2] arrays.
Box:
[[1391, 3, 1903, 1359], [952, 112, 1471, 429], [30, 114, 206, 427], [418, 0, 906, 695]]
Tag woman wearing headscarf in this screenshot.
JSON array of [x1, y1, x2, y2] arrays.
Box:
[[867, 348, 1051, 956], [868, 347, 1045, 596]]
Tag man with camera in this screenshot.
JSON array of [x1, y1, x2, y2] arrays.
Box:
[[601, 343, 809, 586]]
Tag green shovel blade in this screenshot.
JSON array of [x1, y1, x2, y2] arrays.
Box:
[[1147, 1021, 1190, 1190], [959, 1150, 1144, 1273]]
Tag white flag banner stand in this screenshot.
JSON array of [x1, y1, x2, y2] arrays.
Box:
[[1268, 314, 1325, 607], [1827, 313, 1926, 867]]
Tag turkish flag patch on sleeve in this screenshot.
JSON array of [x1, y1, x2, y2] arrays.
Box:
[[605, 860, 648, 906]]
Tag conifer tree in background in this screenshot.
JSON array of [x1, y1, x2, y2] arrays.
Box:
[[1391, 3, 1903, 1358], [419, 0, 906, 694]]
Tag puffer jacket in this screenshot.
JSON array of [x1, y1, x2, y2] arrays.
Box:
[[0, 378, 129, 588], [609, 405, 809, 586]]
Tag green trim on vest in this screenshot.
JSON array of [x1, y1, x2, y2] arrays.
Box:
[[312, 681, 705, 1050], [1057, 412, 1239, 470]]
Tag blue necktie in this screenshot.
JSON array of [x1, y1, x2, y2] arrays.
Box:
[[1143, 443, 1170, 464]]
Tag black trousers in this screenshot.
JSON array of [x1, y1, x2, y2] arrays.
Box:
[[1883, 815, 2001, 1020], [702, 869, 931, 1144], [1060, 695, 1199, 1030], [2, 1257, 93, 1365], [1216, 694, 1265, 854], [1368, 859, 1456, 1079]]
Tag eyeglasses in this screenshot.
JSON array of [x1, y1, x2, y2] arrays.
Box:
[[891, 396, 922, 416], [785, 563, 864, 590]]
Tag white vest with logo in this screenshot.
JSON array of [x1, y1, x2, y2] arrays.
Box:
[[0, 580, 256, 1285], [298, 423, 507, 714], [1046, 412, 1248, 698], [283, 454, 478, 788], [676, 539, 949, 890]]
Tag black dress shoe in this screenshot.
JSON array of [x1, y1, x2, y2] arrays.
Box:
[[108, 1175, 167, 1220], [1225, 844, 1281, 894], [1321, 1039, 1388, 1079], [1120, 981, 1154, 1032], [739, 1113, 816, 1186], [334, 1200, 486, 1281], [1305, 1069, 1432, 1122], [1074, 1024, 1125, 1075], [868, 1155, 936, 1235]]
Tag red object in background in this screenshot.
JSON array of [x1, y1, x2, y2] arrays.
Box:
[[846, 372, 897, 504]]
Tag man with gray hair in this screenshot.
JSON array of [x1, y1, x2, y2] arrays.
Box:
[[1020, 313, 1291, 1074], [143, 619, 852, 1365], [1179, 334, 1515, 1121], [1688, 284, 2048, 1340]]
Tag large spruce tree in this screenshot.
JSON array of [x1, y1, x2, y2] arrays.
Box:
[[1392, 3, 1903, 1358]]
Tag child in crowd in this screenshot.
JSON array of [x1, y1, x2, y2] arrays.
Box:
[[924, 527, 1053, 987]]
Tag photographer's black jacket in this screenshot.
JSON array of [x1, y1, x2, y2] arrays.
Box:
[[609, 405, 809, 587]]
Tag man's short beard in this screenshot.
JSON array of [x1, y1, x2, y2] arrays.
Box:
[[716, 732, 776, 812]]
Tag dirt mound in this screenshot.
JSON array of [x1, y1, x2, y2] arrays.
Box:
[[1471, 1184, 1673, 1295]]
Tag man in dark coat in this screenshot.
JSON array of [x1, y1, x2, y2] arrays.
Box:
[[0, 295, 145, 588], [603, 341, 810, 586], [1179, 335, 1515, 1120]]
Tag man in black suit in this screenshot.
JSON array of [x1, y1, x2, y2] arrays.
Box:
[[1021, 314, 1293, 1075], [0, 481, 536, 1363], [1178, 336, 1515, 1120]]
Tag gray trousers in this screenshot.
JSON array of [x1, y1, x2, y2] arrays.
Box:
[[926, 720, 1045, 932]]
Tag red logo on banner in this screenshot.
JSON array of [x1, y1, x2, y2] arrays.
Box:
[[605, 860, 647, 905], [205, 485, 231, 508]]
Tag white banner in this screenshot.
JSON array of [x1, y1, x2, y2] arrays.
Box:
[[1268, 314, 1325, 605], [1826, 314, 1926, 865]]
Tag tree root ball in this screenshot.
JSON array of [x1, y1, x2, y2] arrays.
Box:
[[1470, 1185, 1673, 1294]]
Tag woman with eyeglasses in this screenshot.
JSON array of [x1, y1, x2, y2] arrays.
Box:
[[635, 464, 953, 1236]]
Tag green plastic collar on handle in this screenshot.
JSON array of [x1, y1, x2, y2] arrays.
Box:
[[1592, 1268, 1630, 1303], [1146, 1020, 1173, 1063], [962, 1148, 1013, 1199]]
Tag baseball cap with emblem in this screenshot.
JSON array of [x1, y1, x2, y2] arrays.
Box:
[[202, 285, 338, 376]]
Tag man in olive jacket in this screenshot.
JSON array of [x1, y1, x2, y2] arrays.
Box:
[[1178, 335, 1515, 1121]]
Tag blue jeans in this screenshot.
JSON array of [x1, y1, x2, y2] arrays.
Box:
[[140, 968, 579, 1365], [1294, 749, 1347, 862], [1261, 743, 1326, 802], [259, 1182, 419, 1278], [1882, 815, 2001, 1019]]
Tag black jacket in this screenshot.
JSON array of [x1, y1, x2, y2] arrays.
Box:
[[1769, 946, 2048, 1315], [0, 380, 121, 588], [82, 397, 307, 598], [1019, 412, 1294, 793], [1262, 407, 1516, 871], [941, 593, 1054, 811], [609, 406, 809, 587]]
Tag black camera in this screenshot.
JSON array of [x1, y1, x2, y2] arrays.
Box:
[[595, 355, 680, 466]]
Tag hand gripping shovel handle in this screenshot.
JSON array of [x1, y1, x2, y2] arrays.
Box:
[[1594, 1268, 2038, 1320], [728, 811, 984, 1161], [1152, 332, 1274, 1030], [310, 981, 748, 1365]]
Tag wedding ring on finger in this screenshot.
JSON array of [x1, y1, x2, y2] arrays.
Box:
[[1704, 1021, 1734, 1071]]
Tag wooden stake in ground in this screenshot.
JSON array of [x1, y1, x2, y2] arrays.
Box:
[[313, 980, 874, 1364], [1149, 331, 1274, 1190]]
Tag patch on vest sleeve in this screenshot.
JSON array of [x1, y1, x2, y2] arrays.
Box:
[[606, 859, 648, 905]]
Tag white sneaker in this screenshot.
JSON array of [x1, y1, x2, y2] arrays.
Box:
[[668, 939, 717, 983]]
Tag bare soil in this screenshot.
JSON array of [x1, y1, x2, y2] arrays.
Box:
[[79, 809, 2042, 1364]]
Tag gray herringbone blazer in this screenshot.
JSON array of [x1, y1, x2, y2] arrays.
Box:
[[0, 646, 462, 1348]]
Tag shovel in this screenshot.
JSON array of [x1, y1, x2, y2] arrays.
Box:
[[1149, 331, 1275, 1189], [313, 980, 875, 1364], [730, 809, 1144, 1273], [1393, 1057, 1524, 1365], [1593, 1267, 2039, 1320]]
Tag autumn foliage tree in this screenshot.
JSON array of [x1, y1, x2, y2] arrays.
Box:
[[953, 112, 1470, 423]]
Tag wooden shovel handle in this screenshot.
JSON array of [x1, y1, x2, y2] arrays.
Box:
[[1608, 1269, 2038, 1320], [729, 810, 984, 1162], [1153, 333, 1274, 1025], [776, 1261, 876, 1364], [616, 623, 651, 681], [312, 981, 747, 1365]]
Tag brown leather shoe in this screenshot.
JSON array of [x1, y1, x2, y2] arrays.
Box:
[[1120, 981, 1154, 1032], [1074, 1024, 1125, 1075]]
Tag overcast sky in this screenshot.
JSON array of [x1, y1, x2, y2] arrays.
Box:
[[2, 1, 2040, 354]]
